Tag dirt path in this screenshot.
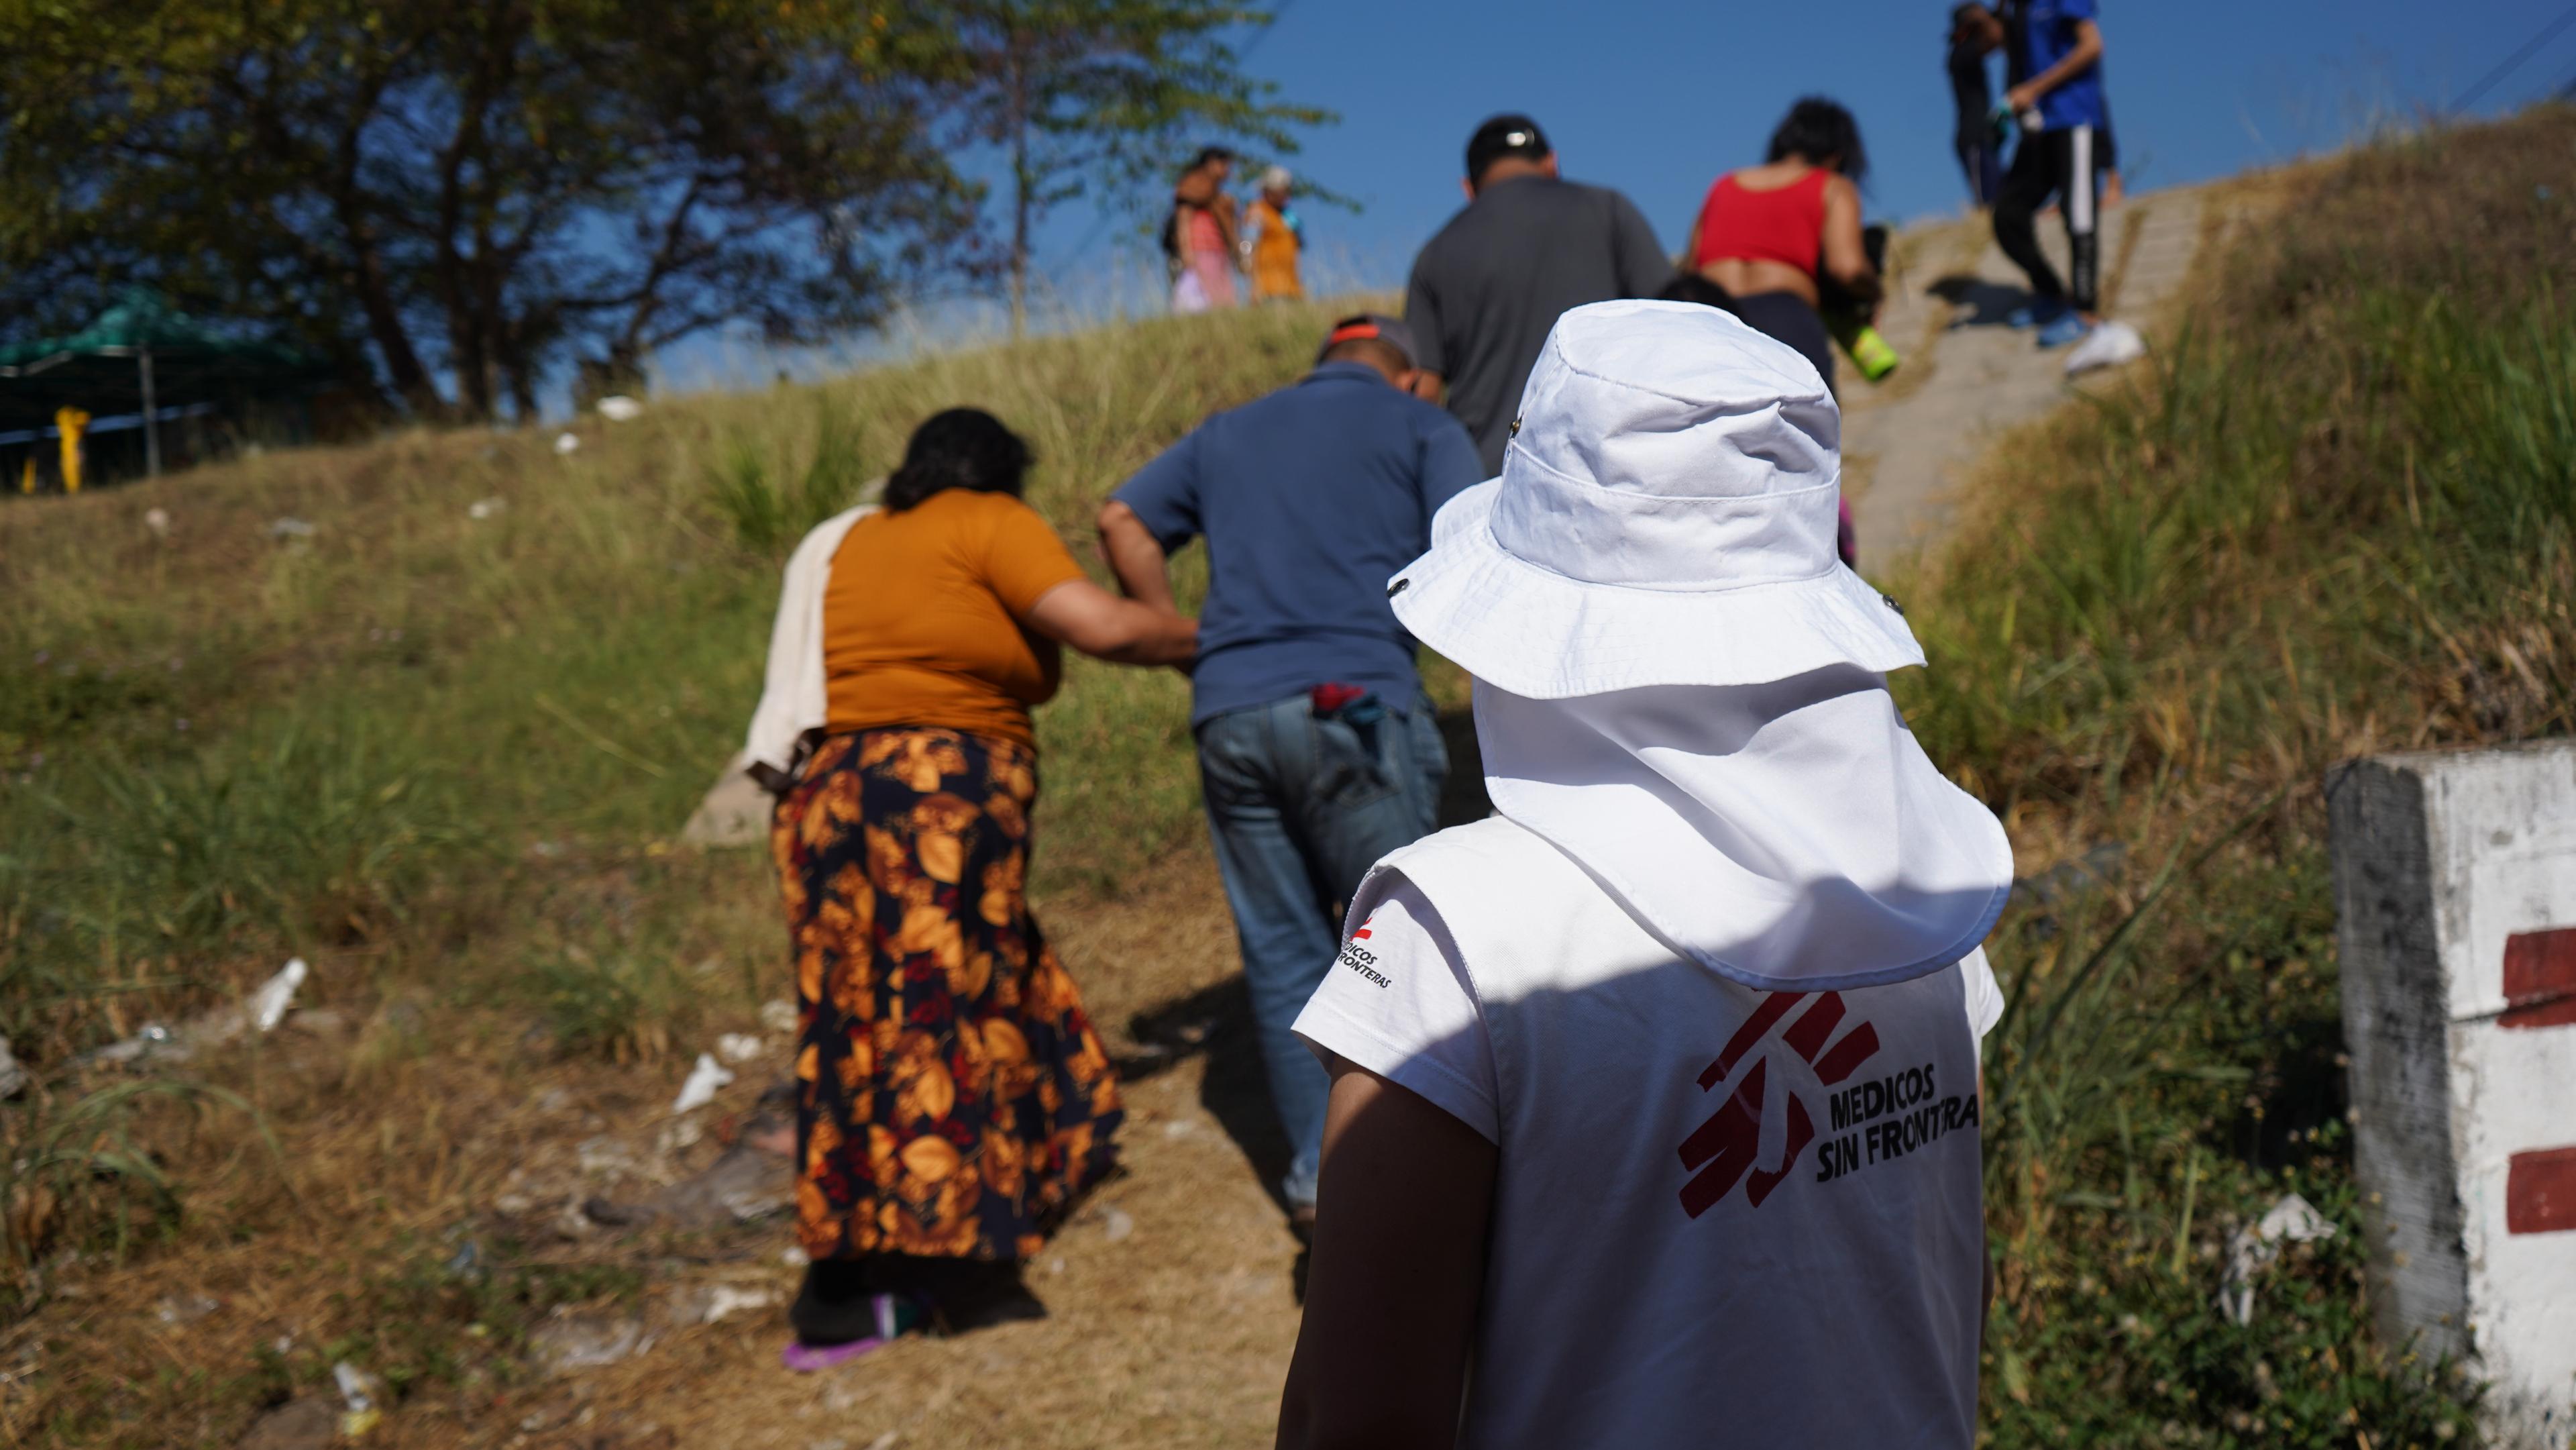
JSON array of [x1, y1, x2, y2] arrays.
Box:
[[1839, 185, 2212, 566], [466, 847, 1306, 1450]]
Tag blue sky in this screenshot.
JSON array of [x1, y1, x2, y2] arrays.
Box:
[[1051, 0, 2576, 289], [659, 0, 2576, 389]]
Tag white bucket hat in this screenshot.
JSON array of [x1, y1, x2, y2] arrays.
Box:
[[1393, 298, 1922, 698], [1399, 300, 2010, 992]]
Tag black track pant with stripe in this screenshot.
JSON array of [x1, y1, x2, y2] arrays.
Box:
[[1994, 123, 2100, 313]]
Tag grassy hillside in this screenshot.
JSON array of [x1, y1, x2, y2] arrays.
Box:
[[2, 107, 2571, 1447], [1, 299, 1369, 1441], [1902, 107, 2574, 1446], [2, 299, 1360, 1049]]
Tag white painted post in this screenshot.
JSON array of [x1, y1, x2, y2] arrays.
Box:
[[2328, 740, 2576, 1448]]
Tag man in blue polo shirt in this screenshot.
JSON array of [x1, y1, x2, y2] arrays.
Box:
[[1099, 314, 1481, 1227], [1994, 0, 2110, 348]]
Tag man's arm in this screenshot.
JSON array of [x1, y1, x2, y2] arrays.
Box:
[[1097, 499, 1177, 613], [1102, 429, 1201, 611], [1276, 1062, 1497, 1450], [2005, 17, 2100, 110]]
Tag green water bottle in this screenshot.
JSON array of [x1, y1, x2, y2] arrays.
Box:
[[1827, 309, 1901, 382]]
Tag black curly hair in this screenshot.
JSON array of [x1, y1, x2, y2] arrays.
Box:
[[882, 408, 1033, 513], [1765, 97, 1869, 184]]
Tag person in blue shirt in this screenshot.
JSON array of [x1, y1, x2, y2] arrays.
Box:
[[1994, 0, 2110, 347], [1098, 314, 1482, 1229]]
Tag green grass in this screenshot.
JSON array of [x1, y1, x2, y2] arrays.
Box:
[[1892, 107, 2576, 1445]]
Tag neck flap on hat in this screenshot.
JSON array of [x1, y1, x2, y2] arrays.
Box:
[[1475, 667, 2012, 993]]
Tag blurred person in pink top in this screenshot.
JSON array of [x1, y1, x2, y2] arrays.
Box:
[[1165, 146, 1242, 313]]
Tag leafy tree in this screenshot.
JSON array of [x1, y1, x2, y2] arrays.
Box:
[[0, 1, 980, 420], [953, 0, 1332, 334]]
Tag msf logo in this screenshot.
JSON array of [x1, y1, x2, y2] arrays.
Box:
[[1676, 990, 1881, 1218]]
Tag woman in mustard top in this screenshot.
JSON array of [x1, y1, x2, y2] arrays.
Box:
[[769, 409, 1194, 1367]]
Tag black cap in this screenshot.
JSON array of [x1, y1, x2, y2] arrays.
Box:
[[1316, 313, 1417, 368], [1466, 114, 1551, 183]]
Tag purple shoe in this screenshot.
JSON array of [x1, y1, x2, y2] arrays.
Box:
[[780, 1334, 888, 1373], [780, 1291, 922, 1372]]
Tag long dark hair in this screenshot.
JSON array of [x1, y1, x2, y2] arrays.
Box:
[[1765, 97, 1869, 184], [882, 408, 1032, 513]]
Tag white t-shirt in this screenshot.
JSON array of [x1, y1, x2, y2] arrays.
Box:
[[1294, 816, 2002, 1450]]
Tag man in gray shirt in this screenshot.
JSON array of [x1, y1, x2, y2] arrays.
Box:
[[1403, 115, 1674, 474]]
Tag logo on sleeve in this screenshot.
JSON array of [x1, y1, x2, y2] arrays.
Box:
[[1675, 990, 1978, 1219], [1336, 913, 1390, 988]]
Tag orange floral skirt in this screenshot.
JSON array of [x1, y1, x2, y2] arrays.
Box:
[[771, 727, 1123, 1261]]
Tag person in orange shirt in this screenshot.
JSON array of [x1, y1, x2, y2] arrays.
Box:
[[1244, 165, 1305, 302], [759, 408, 1195, 1369]]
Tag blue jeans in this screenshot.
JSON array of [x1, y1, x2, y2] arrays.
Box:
[[1195, 690, 1447, 1208]]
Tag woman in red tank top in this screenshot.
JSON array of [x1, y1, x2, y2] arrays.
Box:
[[1683, 97, 1882, 394]]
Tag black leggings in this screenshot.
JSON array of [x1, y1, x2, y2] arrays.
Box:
[[1994, 123, 2100, 313], [1730, 290, 1835, 395]]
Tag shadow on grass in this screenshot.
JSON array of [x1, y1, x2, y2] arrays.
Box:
[[1102, 709, 1486, 1298], [1118, 978, 1291, 1199], [1118, 977, 1312, 1296]]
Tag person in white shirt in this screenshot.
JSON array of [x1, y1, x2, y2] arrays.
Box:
[[1275, 299, 2015, 1449]]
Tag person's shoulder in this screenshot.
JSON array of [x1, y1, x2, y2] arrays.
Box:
[[1555, 176, 1643, 210], [1369, 816, 1580, 897], [1395, 388, 1477, 445], [942, 486, 1037, 519], [938, 488, 1055, 541], [1415, 200, 1483, 260]]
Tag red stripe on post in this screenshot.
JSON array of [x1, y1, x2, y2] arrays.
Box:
[[2502, 927, 2576, 1029], [2506, 1145, 2576, 1235]]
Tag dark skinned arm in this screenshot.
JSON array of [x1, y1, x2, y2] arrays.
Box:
[[1276, 1061, 1497, 1450], [1095, 499, 1177, 614]]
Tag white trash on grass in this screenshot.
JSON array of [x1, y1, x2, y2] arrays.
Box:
[[2218, 1192, 2337, 1325], [700, 1284, 777, 1323], [2063, 319, 2146, 376], [672, 1052, 735, 1113], [759, 999, 798, 1036], [596, 395, 645, 422], [252, 957, 308, 1032], [553, 431, 582, 456], [716, 1033, 763, 1064], [467, 497, 506, 520]]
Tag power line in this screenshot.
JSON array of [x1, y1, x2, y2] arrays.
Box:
[[2449, 1, 2576, 113], [1237, 0, 1301, 64]]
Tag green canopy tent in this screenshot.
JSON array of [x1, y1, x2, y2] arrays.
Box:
[[0, 291, 335, 476]]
